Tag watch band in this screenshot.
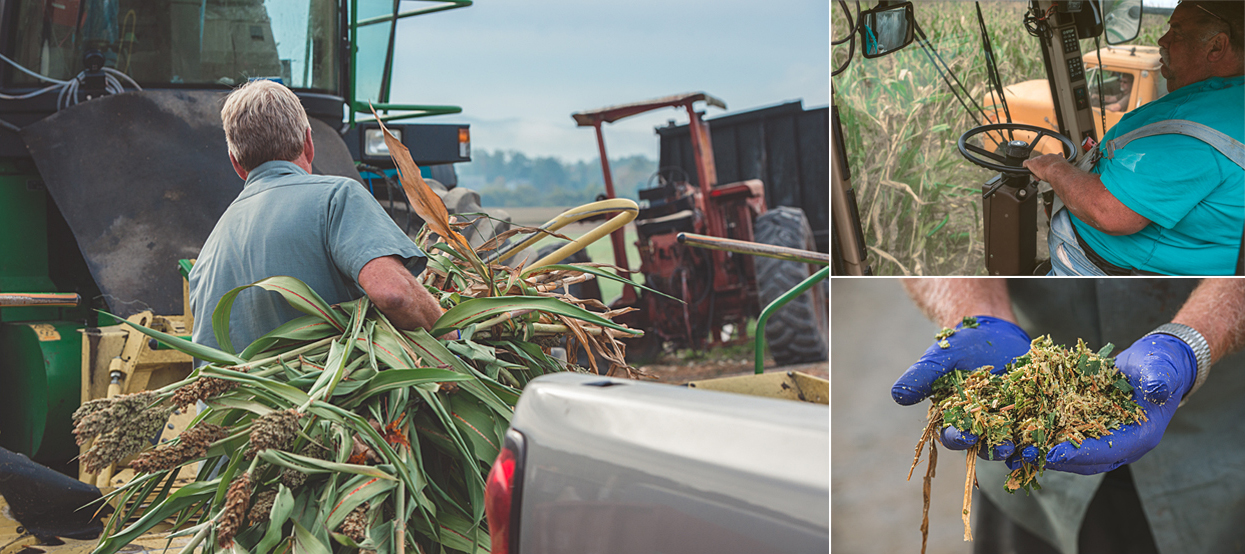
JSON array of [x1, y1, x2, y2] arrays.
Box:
[[1145, 323, 1212, 403]]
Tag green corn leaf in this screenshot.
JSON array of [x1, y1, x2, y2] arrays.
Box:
[[213, 276, 347, 355], [447, 394, 503, 464], [291, 519, 332, 554], [1098, 343, 1115, 357], [201, 367, 311, 406], [325, 475, 397, 529], [432, 296, 639, 337], [432, 511, 492, 554], [258, 448, 398, 481], [254, 485, 295, 554], [399, 328, 514, 419], [340, 368, 471, 408], [204, 396, 276, 416], [239, 316, 339, 360], [89, 480, 219, 554], [106, 311, 243, 365]]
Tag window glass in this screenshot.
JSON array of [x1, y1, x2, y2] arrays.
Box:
[[5, 0, 338, 91], [1088, 68, 1135, 112]]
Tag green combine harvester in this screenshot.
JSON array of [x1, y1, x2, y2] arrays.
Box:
[[0, 1, 474, 549]]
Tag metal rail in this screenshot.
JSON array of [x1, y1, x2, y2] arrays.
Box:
[[676, 233, 830, 265], [0, 292, 81, 308], [754, 267, 829, 374]]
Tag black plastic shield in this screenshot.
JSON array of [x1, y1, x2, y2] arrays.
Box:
[[20, 90, 360, 317]]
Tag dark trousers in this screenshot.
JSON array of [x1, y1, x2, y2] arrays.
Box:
[[973, 466, 1159, 554]]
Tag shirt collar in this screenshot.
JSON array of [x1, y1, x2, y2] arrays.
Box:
[[1168, 75, 1244, 100], [244, 160, 308, 188]]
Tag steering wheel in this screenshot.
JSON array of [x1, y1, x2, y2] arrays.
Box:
[[958, 123, 1078, 174]]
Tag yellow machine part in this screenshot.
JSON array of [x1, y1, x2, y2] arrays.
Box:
[[78, 311, 196, 490], [686, 371, 828, 405]]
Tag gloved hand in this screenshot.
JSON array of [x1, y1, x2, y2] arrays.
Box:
[[1043, 333, 1197, 475], [893, 315, 1031, 461]]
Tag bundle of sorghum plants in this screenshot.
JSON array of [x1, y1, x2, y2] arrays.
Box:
[[84, 121, 650, 554]]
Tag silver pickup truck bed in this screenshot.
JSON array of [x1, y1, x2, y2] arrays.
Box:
[[503, 373, 829, 554]]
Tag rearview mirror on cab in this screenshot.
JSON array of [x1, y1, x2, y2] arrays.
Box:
[[1102, 0, 1143, 45], [859, 2, 916, 59]]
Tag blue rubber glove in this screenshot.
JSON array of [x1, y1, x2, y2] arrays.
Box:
[[893, 315, 1032, 461], [1043, 334, 1197, 475]]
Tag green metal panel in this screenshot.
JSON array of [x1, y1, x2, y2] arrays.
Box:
[[0, 162, 58, 323], [0, 321, 84, 465]]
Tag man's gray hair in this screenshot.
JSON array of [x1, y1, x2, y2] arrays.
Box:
[[1181, 1, 1243, 56], [221, 80, 311, 172]]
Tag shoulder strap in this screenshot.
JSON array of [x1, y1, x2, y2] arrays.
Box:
[[1106, 119, 1245, 169]]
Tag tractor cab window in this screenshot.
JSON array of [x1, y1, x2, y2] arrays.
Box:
[[4, 0, 338, 91], [1087, 68, 1135, 112]]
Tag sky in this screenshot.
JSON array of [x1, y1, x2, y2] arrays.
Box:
[[384, 0, 830, 163]]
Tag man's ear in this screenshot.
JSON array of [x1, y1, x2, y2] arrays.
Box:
[[303, 127, 316, 165], [1205, 32, 1230, 63], [229, 152, 248, 180]]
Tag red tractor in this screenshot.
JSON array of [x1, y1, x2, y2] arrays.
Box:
[[572, 93, 827, 365]]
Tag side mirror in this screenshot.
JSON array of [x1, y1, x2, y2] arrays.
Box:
[[1102, 0, 1143, 45], [859, 2, 916, 59]]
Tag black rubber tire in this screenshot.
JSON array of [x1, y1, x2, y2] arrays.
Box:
[[753, 207, 829, 366]]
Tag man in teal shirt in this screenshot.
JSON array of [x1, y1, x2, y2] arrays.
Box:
[[190, 80, 443, 355], [1026, 1, 1244, 276]]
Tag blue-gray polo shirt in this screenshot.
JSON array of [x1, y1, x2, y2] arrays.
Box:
[[189, 161, 425, 356]]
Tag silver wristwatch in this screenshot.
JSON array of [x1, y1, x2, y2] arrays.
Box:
[[1144, 323, 1212, 404]]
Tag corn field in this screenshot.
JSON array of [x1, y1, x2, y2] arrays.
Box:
[[833, 1, 1170, 275]]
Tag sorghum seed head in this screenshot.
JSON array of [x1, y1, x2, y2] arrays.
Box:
[[217, 473, 252, 546], [129, 423, 228, 473], [248, 489, 278, 525], [246, 410, 301, 459]]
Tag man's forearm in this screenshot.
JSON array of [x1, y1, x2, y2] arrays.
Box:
[[1171, 279, 1245, 364], [358, 255, 443, 333], [903, 278, 1015, 328], [1024, 154, 1149, 235], [1045, 163, 1148, 235]]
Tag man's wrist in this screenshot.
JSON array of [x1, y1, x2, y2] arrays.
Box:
[[1145, 323, 1212, 403]]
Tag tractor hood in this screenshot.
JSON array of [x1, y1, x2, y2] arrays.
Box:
[[20, 90, 361, 317], [983, 79, 1057, 131]]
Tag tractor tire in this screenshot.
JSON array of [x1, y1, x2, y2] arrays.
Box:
[[753, 207, 829, 366]]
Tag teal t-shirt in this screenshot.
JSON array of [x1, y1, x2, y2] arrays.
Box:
[[189, 161, 425, 356], [1071, 75, 1244, 275]]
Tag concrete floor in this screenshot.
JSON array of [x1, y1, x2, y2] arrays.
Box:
[[831, 278, 971, 554]]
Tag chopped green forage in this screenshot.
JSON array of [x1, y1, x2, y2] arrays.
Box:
[[1086, 359, 1101, 376], [939, 339, 952, 349], [1113, 378, 1134, 393], [961, 316, 979, 329], [1098, 343, 1115, 358], [918, 335, 1146, 494], [936, 328, 957, 341]]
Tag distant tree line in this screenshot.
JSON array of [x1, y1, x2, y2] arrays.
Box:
[[457, 150, 657, 207]]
